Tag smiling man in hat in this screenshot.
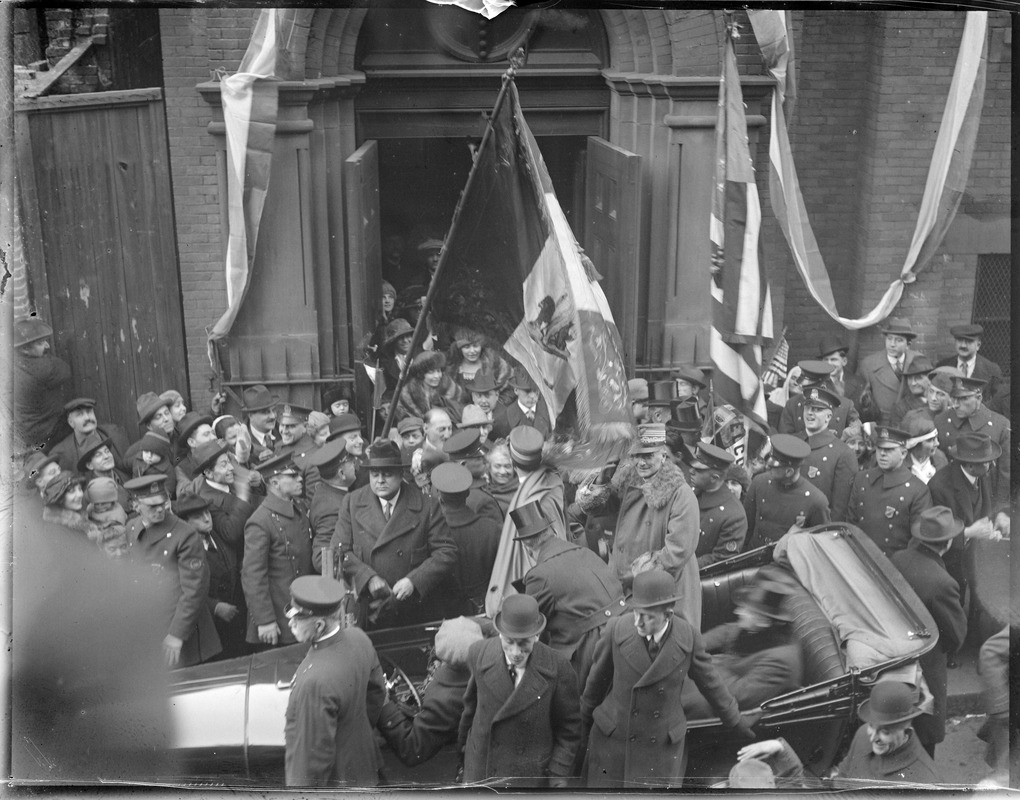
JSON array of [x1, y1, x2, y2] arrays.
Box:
[[283, 575, 386, 787], [333, 439, 456, 629], [241, 452, 313, 649], [817, 335, 867, 408], [778, 360, 859, 436], [457, 593, 581, 788], [173, 411, 216, 485], [890, 507, 968, 757], [581, 569, 752, 788], [125, 474, 222, 667], [858, 317, 924, 425], [689, 441, 748, 567], [890, 354, 934, 428], [491, 367, 552, 440], [466, 371, 502, 422], [48, 397, 131, 480], [242, 384, 279, 464], [192, 439, 257, 557], [935, 323, 1002, 406], [847, 426, 932, 557], [797, 386, 859, 521], [13, 315, 72, 449]]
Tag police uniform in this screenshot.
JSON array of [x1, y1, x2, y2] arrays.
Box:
[[797, 387, 859, 521], [690, 442, 747, 567], [777, 361, 859, 436], [125, 475, 222, 667], [743, 435, 830, 551], [847, 427, 932, 557]]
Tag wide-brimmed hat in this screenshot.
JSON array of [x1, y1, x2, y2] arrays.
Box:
[[76, 434, 112, 472], [949, 324, 983, 341], [915, 505, 963, 544], [510, 501, 554, 540], [193, 440, 230, 474], [363, 439, 404, 470], [857, 681, 924, 727], [736, 579, 795, 622], [901, 354, 934, 378], [817, 336, 849, 359], [494, 594, 546, 639], [136, 391, 171, 424], [628, 378, 649, 402], [646, 380, 677, 407], [179, 412, 213, 442], [673, 366, 706, 390], [13, 317, 53, 348], [947, 431, 1001, 463], [879, 317, 917, 339], [508, 425, 543, 468], [458, 404, 490, 429], [630, 570, 681, 609], [384, 318, 414, 347], [468, 371, 498, 394], [631, 422, 667, 455], [509, 367, 537, 392], [242, 384, 278, 413]]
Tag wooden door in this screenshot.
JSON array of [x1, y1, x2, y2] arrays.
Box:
[[15, 88, 188, 431], [584, 137, 643, 370]]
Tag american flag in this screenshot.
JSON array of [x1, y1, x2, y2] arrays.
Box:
[[760, 328, 790, 391], [708, 24, 773, 428]]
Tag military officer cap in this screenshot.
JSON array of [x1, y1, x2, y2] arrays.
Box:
[[300, 438, 348, 472], [468, 371, 498, 394], [397, 416, 423, 435], [444, 428, 483, 459], [278, 404, 311, 426], [949, 323, 983, 340], [628, 378, 649, 402], [631, 422, 667, 454], [64, 397, 97, 414], [802, 386, 840, 410], [690, 441, 734, 472], [768, 434, 811, 465], [256, 451, 300, 478], [124, 474, 170, 504], [796, 360, 836, 385], [508, 426, 544, 468], [193, 440, 230, 474], [286, 575, 346, 619], [430, 462, 473, 496], [327, 413, 362, 439], [873, 426, 910, 448], [174, 493, 211, 519], [951, 376, 986, 398]]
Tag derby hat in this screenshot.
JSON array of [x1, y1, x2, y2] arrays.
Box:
[[673, 366, 706, 390], [947, 431, 1001, 463], [509, 367, 537, 392], [901, 354, 934, 377], [136, 391, 171, 424], [817, 336, 849, 359], [736, 579, 795, 622], [363, 439, 404, 470], [508, 425, 544, 468], [630, 569, 682, 609], [915, 505, 963, 544], [949, 323, 983, 340], [467, 371, 498, 394], [646, 380, 677, 407], [192, 440, 230, 474], [879, 317, 917, 339], [76, 434, 112, 472], [510, 500, 554, 540], [179, 411, 213, 442], [13, 317, 53, 348], [430, 462, 472, 495], [494, 594, 546, 639], [444, 428, 483, 459], [628, 378, 649, 402], [242, 384, 278, 413], [857, 681, 924, 727], [397, 416, 424, 435], [690, 441, 734, 472], [286, 575, 346, 619], [631, 422, 667, 455], [458, 405, 491, 429], [383, 318, 414, 347]]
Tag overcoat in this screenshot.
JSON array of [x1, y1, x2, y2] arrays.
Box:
[[458, 637, 580, 787], [847, 465, 931, 557], [694, 484, 747, 568], [934, 405, 1010, 505], [284, 626, 386, 787], [241, 492, 313, 644], [49, 423, 131, 480], [443, 502, 500, 615], [858, 349, 922, 425], [14, 352, 71, 448], [935, 352, 1002, 403], [309, 481, 348, 572], [777, 392, 858, 436], [832, 724, 938, 786], [743, 474, 830, 551], [196, 477, 254, 555], [798, 429, 859, 521], [581, 614, 741, 788], [489, 398, 552, 440]]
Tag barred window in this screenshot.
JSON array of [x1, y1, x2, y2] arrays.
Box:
[[971, 253, 1011, 375]]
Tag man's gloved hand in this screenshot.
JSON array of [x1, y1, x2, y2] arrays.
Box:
[[732, 718, 757, 741]]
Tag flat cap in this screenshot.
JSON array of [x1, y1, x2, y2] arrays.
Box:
[[397, 416, 424, 435], [949, 324, 983, 340], [64, 397, 97, 413]]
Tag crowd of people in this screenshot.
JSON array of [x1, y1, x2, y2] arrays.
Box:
[[11, 282, 1012, 787]]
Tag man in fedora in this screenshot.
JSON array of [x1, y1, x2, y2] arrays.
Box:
[[511, 500, 626, 692], [457, 404, 494, 444], [778, 360, 859, 436], [380, 317, 415, 395], [13, 315, 71, 449], [193, 439, 258, 557], [685, 571, 803, 718], [124, 474, 222, 668], [689, 441, 747, 567], [890, 507, 967, 756], [744, 434, 830, 551], [241, 453, 314, 649], [466, 371, 501, 423], [457, 593, 580, 788], [935, 323, 1002, 407], [847, 426, 932, 558], [797, 387, 859, 521], [858, 317, 923, 425], [241, 384, 279, 464], [817, 336, 866, 410], [77, 435, 132, 509], [333, 439, 456, 629], [580, 570, 752, 788], [934, 376, 1010, 506], [283, 575, 386, 787], [49, 397, 131, 480], [890, 354, 934, 428], [173, 411, 216, 484], [125, 392, 181, 496], [491, 368, 551, 440]]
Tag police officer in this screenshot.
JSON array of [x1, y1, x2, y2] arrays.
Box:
[[797, 387, 859, 521], [125, 474, 221, 667], [743, 434, 830, 551], [302, 438, 350, 573], [443, 429, 503, 525], [847, 426, 932, 557], [690, 442, 747, 567], [778, 360, 858, 435]]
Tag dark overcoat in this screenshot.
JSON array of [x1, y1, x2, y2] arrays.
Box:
[[49, 423, 131, 480], [798, 429, 859, 521], [847, 465, 931, 557], [934, 405, 1010, 505], [694, 485, 747, 567], [197, 477, 255, 555], [832, 724, 938, 786], [443, 502, 501, 615], [309, 481, 348, 572], [858, 349, 922, 425], [743, 474, 830, 551]]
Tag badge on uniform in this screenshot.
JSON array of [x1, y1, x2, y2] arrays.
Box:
[[807, 466, 820, 479], [725, 541, 738, 552], [188, 558, 203, 571], [885, 506, 896, 518]]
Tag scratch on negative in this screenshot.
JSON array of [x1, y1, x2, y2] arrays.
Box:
[[21, 736, 55, 770], [0, 248, 11, 298]]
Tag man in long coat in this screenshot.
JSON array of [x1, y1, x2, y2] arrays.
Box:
[[333, 439, 456, 628], [797, 387, 859, 521], [857, 317, 923, 424], [580, 570, 752, 788], [458, 594, 580, 788], [688, 442, 747, 567], [890, 507, 967, 757]]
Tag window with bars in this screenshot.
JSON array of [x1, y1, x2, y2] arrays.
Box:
[[971, 253, 1011, 375]]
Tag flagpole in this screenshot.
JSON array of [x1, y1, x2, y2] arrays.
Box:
[[381, 48, 528, 437]]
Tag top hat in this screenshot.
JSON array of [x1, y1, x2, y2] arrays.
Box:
[[802, 386, 840, 410], [508, 425, 544, 468], [950, 376, 986, 399], [64, 397, 97, 414], [384, 318, 414, 347], [670, 398, 703, 430], [509, 367, 538, 392], [363, 439, 404, 470], [242, 384, 278, 413], [797, 360, 836, 385], [444, 428, 483, 459], [901, 354, 934, 378], [510, 500, 554, 540], [857, 681, 924, 727], [76, 434, 112, 472], [817, 336, 849, 359], [179, 412, 213, 442], [690, 441, 734, 472], [947, 431, 1001, 463], [430, 462, 473, 495], [873, 426, 910, 448], [736, 579, 795, 622], [123, 474, 170, 503], [915, 505, 964, 544], [175, 493, 211, 519], [646, 380, 677, 407], [43, 470, 81, 507], [673, 366, 706, 390], [193, 440, 230, 474], [256, 452, 300, 479], [85, 476, 119, 504], [13, 317, 53, 348], [628, 378, 649, 402], [458, 405, 491, 429], [631, 422, 667, 455], [397, 416, 424, 435], [468, 371, 498, 394], [949, 324, 983, 340], [286, 575, 346, 619], [630, 570, 682, 609], [328, 413, 362, 438], [769, 433, 811, 465], [136, 392, 172, 425], [879, 317, 917, 339], [494, 594, 546, 639]]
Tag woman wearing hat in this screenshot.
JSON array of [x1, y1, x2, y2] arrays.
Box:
[[42, 470, 101, 541], [378, 317, 416, 395], [445, 327, 513, 403], [457, 593, 581, 788], [395, 350, 466, 424]]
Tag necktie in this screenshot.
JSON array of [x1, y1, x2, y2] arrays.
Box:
[[892, 358, 902, 376], [382, 501, 391, 520], [646, 636, 661, 661], [959, 359, 971, 378], [525, 410, 535, 422], [508, 663, 517, 685]]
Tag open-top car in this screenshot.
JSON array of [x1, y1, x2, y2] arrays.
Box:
[[168, 523, 938, 787]]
